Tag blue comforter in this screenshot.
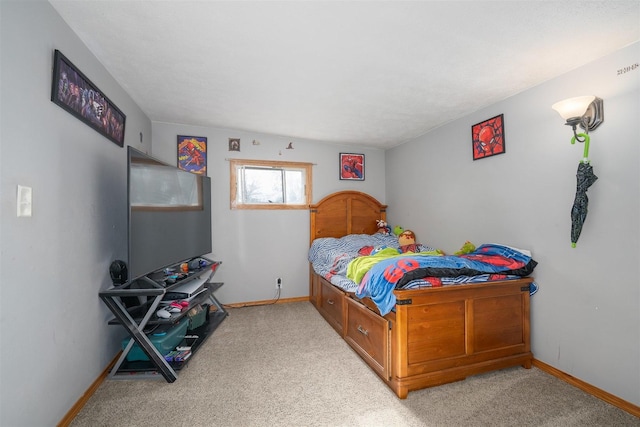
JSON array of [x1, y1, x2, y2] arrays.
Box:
[[309, 234, 537, 315], [355, 244, 537, 315]]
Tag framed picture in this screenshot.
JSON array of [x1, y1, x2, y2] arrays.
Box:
[[177, 135, 207, 175], [50, 49, 126, 147], [339, 153, 365, 181], [471, 114, 505, 160], [228, 138, 240, 152]]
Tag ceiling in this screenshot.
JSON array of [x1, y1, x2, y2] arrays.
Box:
[[48, 1, 639, 149]]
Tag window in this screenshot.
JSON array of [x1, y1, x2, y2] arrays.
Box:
[[230, 159, 312, 209]]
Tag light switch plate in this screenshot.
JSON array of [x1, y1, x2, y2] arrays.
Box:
[[17, 185, 32, 217]]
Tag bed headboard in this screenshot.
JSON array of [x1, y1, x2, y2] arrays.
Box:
[[309, 191, 387, 243]]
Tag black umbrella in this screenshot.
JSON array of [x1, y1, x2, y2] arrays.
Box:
[[571, 161, 598, 247]]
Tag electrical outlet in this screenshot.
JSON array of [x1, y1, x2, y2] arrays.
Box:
[[276, 278, 282, 289]]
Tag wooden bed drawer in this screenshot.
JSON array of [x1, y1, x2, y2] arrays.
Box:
[[345, 297, 390, 379], [318, 278, 345, 335]]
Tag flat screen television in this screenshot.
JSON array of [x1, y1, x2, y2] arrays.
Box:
[[127, 147, 212, 281]]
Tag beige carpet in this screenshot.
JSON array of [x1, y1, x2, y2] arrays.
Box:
[[70, 302, 639, 426]]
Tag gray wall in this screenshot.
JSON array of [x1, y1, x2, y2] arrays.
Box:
[[385, 42, 639, 406], [0, 2, 151, 426], [1, 1, 637, 425], [151, 123, 386, 304]]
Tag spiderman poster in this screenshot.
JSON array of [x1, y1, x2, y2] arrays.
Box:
[[471, 114, 505, 160], [177, 135, 207, 175], [339, 153, 365, 181]]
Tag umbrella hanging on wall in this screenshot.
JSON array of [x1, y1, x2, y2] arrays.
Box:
[[552, 96, 604, 248], [570, 136, 598, 248]]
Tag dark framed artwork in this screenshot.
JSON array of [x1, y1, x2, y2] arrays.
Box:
[[177, 135, 207, 175], [50, 49, 126, 147], [339, 153, 365, 181], [471, 114, 505, 160], [228, 138, 240, 152]]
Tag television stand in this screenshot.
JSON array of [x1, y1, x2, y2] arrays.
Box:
[[99, 258, 227, 382]]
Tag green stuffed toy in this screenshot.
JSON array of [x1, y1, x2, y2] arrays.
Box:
[[393, 225, 404, 236], [454, 241, 476, 255]]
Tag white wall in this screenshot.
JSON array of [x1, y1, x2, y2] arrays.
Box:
[[385, 42, 640, 406], [151, 123, 386, 304], [0, 2, 151, 426]]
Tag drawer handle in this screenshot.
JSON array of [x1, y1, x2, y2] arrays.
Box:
[[357, 325, 369, 336], [327, 299, 335, 305]]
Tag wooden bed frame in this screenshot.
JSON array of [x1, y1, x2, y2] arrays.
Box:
[[309, 191, 533, 398]]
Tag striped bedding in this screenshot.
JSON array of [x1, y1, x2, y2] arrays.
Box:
[[308, 233, 404, 292]]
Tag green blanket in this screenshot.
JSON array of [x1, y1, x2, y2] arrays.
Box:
[[346, 248, 441, 284]]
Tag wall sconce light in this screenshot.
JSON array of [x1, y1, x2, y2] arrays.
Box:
[[551, 96, 604, 143], [552, 97, 603, 249]]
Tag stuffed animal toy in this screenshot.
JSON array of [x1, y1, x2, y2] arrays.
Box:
[[398, 230, 416, 246], [398, 230, 425, 254], [454, 241, 476, 255], [393, 225, 404, 236], [397, 230, 444, 255], [376, 219, 391, 235]]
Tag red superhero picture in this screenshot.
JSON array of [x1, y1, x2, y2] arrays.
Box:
[[472, 114, 505, 160], [178, 135, 207, 175], [339, 153, 365, 181]]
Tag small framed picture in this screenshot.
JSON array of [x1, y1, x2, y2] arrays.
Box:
[[177, 135, 207, 175], [472, 114, 505, 160], [229, 138, 240, 152], [339, 153, 365, 181]]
